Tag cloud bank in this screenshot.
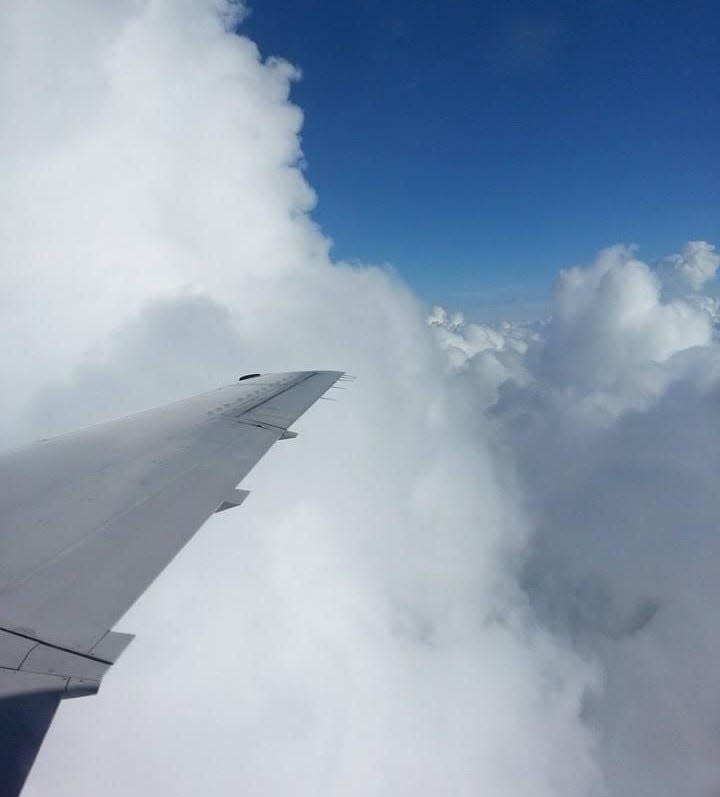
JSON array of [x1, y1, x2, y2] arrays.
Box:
[[430, 245, 720, 796], [1, 2, 717, 795]]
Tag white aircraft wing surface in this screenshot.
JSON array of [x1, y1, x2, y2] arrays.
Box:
[[0, 370, 343, 795]]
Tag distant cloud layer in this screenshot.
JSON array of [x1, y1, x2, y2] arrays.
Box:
[[2, 3, 718, 796]]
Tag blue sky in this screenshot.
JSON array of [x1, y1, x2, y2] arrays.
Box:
[[243, 0, 719, 309]]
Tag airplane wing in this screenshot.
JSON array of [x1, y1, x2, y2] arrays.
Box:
[[0, 370, 343, 795]]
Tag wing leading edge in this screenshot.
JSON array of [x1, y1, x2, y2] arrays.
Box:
[[0, 370, 343, 794]]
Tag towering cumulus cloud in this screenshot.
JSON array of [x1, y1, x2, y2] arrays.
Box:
[[431, 244, 720, 797], [1, 2, 716, 796]]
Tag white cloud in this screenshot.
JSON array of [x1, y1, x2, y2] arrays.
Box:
[[669, 240, 720, 291], [436, 244, 720, 796], [3, 2, 599, 796], [541, 245, 711, 405]]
